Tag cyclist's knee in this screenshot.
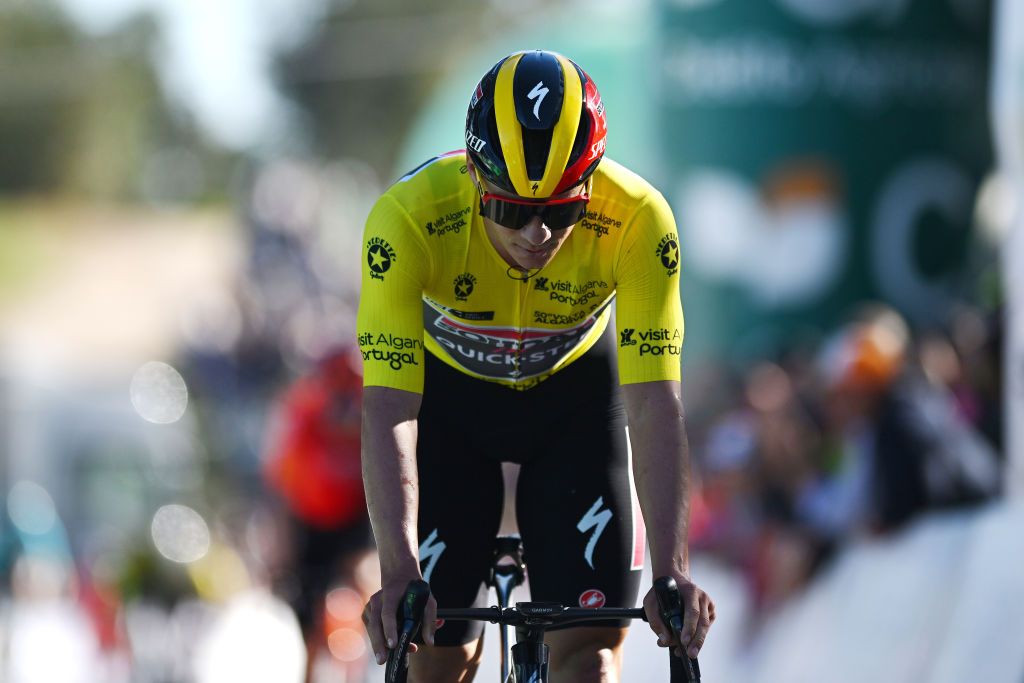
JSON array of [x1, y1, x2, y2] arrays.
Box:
[[408, 638, 483, 683], [547, 626, 626, 682]]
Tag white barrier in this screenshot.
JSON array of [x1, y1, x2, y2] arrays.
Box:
[[708, 501, 1024, 683]]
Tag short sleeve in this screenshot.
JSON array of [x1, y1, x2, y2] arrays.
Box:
[[613, 191, 684, 384], [356, 193, 432, 392]]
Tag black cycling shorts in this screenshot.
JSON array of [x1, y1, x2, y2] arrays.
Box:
[[415, 326, 645, 645]]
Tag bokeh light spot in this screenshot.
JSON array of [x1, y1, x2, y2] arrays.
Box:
[[325, 587, 363, 622], [7, 481, 58, 536], [131, 361, 189, 424], [327, 627, 367, 662], [151, 504, 210, 563]]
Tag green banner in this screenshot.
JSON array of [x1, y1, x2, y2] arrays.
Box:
[[658, 0, 992, 359]]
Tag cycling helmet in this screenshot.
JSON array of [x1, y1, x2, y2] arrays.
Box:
[[465, 50, 607, 198]]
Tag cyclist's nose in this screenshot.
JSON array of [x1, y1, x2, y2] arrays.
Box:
[[520, 216, 551, 245]]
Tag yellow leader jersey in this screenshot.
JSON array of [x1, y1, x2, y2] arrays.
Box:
[[357, 151, 684, 392]]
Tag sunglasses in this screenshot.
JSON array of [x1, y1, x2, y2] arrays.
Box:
[[477, 183, 591, 231]]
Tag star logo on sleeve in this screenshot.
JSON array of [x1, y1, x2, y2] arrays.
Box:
[[368, 244, 391, 273], [366, 237, 397, 280], [660, 240, 678, 269], [656, 234, 680, 275]]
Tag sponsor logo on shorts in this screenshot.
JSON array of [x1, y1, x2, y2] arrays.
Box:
[[577, 497, 613, 570], [579, 589, 607, 608], [418, 529, 446, 583], [366, 237, 396, 280], [656, 234, 680, 275]]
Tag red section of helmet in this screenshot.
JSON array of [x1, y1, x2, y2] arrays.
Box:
[[554, 74, 607, 195]]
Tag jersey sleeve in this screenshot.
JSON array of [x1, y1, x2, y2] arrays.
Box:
[[613, 190, 685, 384], [357, 193, 432, 392]]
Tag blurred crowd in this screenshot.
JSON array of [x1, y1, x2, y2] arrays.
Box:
[[686, 303, 1002, 630]]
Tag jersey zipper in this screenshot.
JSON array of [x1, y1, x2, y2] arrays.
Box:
[[513, 277, 528, 384]]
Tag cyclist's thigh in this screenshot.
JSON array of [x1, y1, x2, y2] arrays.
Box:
[[416, 353, 506, 646], [408, 638, 485, 683], [514, 353, 643, 623]]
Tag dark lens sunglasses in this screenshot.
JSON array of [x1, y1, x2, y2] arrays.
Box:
[[478, 184, 591, 231]]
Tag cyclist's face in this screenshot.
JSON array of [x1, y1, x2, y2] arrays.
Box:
[[474, 168, 584, 272]]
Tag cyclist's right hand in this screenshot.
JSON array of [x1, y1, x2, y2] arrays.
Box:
[[362, 576, 438, 665]]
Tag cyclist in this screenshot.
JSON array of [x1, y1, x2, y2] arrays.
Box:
[[359, 50, 714, 681]]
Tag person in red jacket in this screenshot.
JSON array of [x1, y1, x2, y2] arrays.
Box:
[[262, 347, 377, 681]]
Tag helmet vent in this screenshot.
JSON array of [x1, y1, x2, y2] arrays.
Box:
[[522, 127, 554, 181]]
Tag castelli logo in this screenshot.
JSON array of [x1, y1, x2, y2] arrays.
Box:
[[579, 589, 606, 608]]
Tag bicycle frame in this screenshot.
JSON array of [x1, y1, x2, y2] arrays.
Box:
[[486, 535, 527, 681]]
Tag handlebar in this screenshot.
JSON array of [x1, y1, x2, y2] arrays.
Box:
[[384, 579, 430, 683], [654, 576, 702, 682], [385, 578, 701, 681]]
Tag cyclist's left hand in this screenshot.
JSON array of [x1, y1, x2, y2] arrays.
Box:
[[643, 576, 715, 659]]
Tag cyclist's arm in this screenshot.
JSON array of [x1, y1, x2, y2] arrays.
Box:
[[612, 187, 713, 659], [357, 192, 438, 658], [623, 380, 712, 659], [362, 386, 423, 582], [621, 379, 691, 582]]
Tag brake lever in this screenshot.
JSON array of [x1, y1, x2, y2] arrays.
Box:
[[385, 580, 431, 683], [653, 576, 701, 682]]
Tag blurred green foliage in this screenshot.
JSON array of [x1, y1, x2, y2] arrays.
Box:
[[275, 0, 554, 179], [0, 0, 228, 202]]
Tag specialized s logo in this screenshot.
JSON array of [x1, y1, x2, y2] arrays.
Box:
[[418, 529, 446, 583], [656, 234, 680, 275], [366, 237, 396, 280], [577, 497, 612, 570], [620, 328, 637, 346], [527, 80, 549, 120], [453, 272, 476, 301]]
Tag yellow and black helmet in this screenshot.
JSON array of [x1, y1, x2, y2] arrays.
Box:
[[465, 50, 607, 198]]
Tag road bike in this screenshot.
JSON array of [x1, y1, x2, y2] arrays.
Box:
[[385, 535, 701, 682]]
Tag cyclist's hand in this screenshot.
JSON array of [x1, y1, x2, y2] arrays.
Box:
[[643, 576, 715, 659], [361, 578, 438, 665]]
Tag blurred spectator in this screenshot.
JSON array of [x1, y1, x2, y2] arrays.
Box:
[[261, 347, 376, 683], [807, 306, 1000, 535], [690, 304, 1003, 626]]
